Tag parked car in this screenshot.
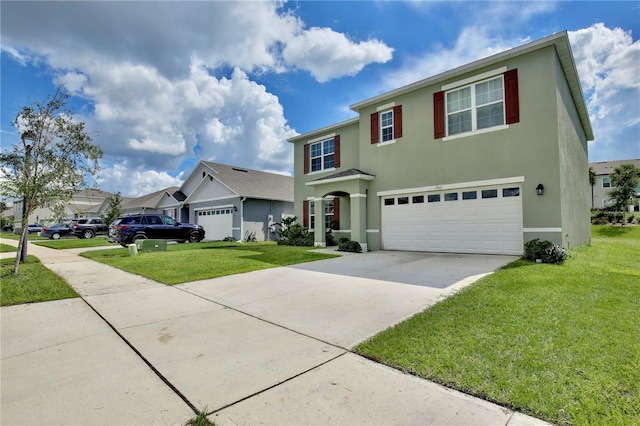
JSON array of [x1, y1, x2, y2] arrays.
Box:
[[71, 218, 109, 239], [41, 223, 73, 240], [109, 214, 205, 247], [13, 223, 44, 234]]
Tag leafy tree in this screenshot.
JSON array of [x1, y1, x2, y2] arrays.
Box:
[[608, 164, 640, 223], [0, 89, 103, 274], [102, 191, 123, 227], [51, 202, 67, 224], [589, 166, 596, 208]]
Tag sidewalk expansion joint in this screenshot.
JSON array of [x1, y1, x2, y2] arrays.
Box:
[[176, 286, 351, 352], [206, 352, 348, 416], [78, 297, 201, 416]]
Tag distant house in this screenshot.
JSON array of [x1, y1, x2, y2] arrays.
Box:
[[289, 31, 593, 254], [112, 162, 294, 242], [590, 159, 640, 210], [15, 188, 112, 226], [174, 161, 294, 241]]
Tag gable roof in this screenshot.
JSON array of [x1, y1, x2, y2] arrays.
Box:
[[348, 31, 593, 141], [590, 159, 640, 175], [122, 186, 179, 210], [198, 161, 293, 202]]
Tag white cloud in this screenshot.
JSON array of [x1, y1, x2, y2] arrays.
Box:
[[283, 27, 393, 82], [383, 26, 517, 90], [569, 24, 640, 160], [96, 163, 184, 198], [1, 1, 392, 195]]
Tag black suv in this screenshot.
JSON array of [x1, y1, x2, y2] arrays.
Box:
[[109, 214, 205, 247]]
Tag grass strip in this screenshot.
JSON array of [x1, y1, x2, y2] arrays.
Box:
[[1, 256, 79, 306], [81, 242, 338, 285], [355, 226, 640, 426], [35, 237, 111, 249], [0, 243, 17, 253]]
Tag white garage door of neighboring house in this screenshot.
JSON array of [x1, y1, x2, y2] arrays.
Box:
[[381, 185, 523, 255], [197, 208, 233, 240]]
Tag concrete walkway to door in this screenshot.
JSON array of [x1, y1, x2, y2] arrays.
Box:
[[1, 240, 548, 425]]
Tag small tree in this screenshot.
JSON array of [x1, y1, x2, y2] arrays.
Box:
[[0, 89, 103, 274], [102, 191, 123, 227], [51, 202, 67, 224], [608, 164, 640, 224]]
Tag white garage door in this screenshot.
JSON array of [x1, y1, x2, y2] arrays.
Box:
[[381, 185, 523, 255], [197, 208, 233, 240]]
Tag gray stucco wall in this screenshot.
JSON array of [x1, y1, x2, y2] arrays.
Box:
[[555, 55, 591, 248], [243, 199, 294, 241]]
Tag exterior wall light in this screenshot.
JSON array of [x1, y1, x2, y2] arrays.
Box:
[[536, 184, 545, 196]]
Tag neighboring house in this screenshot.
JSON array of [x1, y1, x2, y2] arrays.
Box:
[[14, 188, 112, 226], [174, 161, 294, 241], [590, 159, 640, 210], [114, 187, 181, 216], [289, 31, 593, 255], [111, 162, 294, 241]]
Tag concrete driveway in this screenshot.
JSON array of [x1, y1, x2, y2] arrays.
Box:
[[2, 242, 546, 425]]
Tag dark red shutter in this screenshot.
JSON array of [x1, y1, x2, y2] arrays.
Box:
[[303, 200, 309, 227], [333, 197, 340, 228], [334, 135, 341, 168], [433, 91, 445, 139], [303, 144, 310, 174], [370, 112, 379, 144], [504, 69, 520, 124], [393, 105, 403, 139]]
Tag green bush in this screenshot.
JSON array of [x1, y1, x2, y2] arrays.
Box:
[[276, 216, 314, 246], [337, 239, 362, 253], [591, 209, 625, 224], [523, 239, 567, 264]]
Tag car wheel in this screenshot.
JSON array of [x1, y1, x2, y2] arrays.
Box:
[[52, 233, 61, 240], [133, 233, 147, 242], [83, 229, 95, 239], [188, 231, 200, 243], [177, 240, 186, 244]]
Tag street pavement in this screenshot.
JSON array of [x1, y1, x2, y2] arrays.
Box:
[[1, 238, 549, 425]]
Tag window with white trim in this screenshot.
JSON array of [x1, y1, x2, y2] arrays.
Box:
[[380, 110, 394, 142], [447, 76, 504, 136], [308, 199, 334, 229], [310, 138, 335, 172], [602, 176, 611, 188]]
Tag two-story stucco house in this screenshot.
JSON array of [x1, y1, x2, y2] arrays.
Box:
[[589, 159, 640, 209], [289, 31, 593, 255]]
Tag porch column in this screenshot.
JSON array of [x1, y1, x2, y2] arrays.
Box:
[[313, 197, 326, 247], [350, 193, 367, 252]]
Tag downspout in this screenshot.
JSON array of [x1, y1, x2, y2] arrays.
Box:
[[240, 197, 246, 241]]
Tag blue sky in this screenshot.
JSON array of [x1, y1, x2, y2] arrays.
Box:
[[2, 1, 639, 197]]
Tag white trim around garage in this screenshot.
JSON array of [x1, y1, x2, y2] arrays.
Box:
[[377, 176, 525, 197], [523, 228, 562, 233]]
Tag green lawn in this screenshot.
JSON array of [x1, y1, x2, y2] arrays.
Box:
[[81, 241, 339, 284], [355, 226, 639, 426], [0, 243, 17, 253], [0, 231, 47, 241], [35, 237, 111, 249], [0, 256, 79, 306]]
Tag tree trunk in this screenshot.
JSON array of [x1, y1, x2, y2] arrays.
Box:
[[13, 226, 29, 274]]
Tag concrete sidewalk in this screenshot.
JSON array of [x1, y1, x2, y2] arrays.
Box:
[[1, 240, 549, 425]]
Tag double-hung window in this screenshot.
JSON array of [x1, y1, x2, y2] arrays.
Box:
[[447, 76, 504, 136], [310, 138, 335, 172], [380, 110, 394, 142]]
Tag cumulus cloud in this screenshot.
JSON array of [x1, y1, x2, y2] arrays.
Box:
[[569, 24, 640, 159], [1, 1, 393, 196], [283, 27, 393, 82], [96, 163, 184, 198]]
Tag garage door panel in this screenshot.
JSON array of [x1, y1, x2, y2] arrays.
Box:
[[382, 184, 523, 255], [197, 209, 233, 240]]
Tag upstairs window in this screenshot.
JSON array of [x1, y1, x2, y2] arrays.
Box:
[[311, 138, 334, 172], [602, 177, 611, 188], [434, 69, 519, 139], [370, 105, 403, 144], [447, 76, 504, 136], [304, 135, 340, 174]]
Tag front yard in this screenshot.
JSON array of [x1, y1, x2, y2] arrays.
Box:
[[355, 226, 639, 426], [80, 241, 338, 284]]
